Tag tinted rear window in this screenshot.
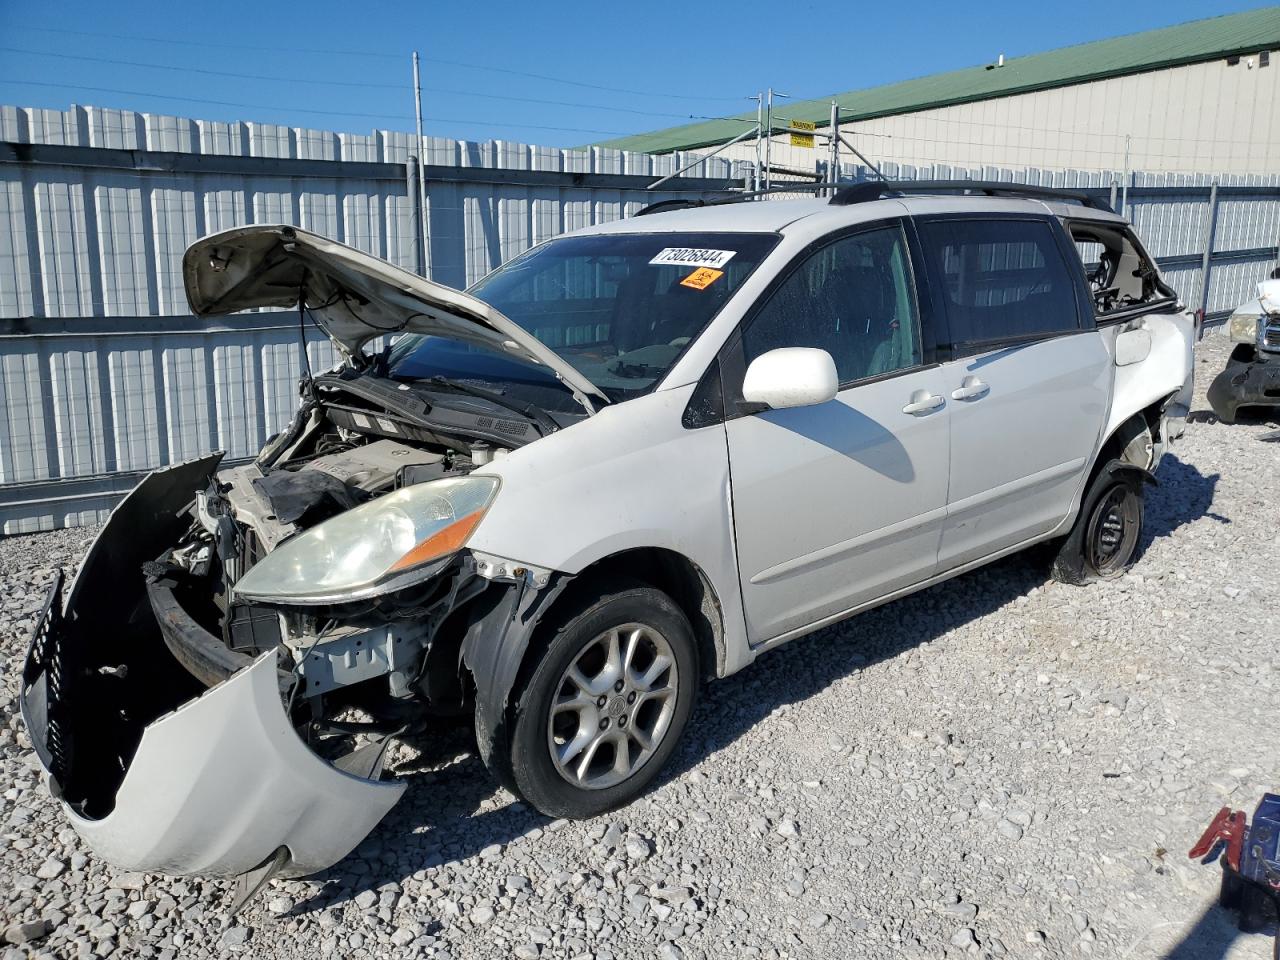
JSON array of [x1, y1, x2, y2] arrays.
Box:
[[918, 218, 1081, 349]]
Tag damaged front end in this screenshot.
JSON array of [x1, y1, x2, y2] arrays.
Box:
[[20, 449, 553, 882], [18, 224, 596, 884]]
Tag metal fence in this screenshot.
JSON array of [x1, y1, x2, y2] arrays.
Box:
[[0, 103, 1277, 533]]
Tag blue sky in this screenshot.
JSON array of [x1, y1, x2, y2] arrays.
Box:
[[0, 1, 1270, 147]]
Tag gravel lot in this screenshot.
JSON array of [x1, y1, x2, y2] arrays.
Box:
[[1, 330, 1276, 960]]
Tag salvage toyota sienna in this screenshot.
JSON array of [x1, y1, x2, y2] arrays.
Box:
[[21, 181, 1195, 892]]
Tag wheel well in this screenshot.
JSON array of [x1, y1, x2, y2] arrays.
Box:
[[1084, 394, 1171, 494], [1047, 401, 1167, 552], [556, 548, 726, 682]]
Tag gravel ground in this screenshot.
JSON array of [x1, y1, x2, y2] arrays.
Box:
[[0, 329, 1277, 960]]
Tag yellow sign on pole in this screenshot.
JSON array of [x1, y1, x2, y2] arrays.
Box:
[[790, 119, 815, 149]]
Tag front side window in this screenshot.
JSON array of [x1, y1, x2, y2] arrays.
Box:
[[918, 218, 1081, 350], [740, 225, 922, 385], [386, 231, 778, 411]]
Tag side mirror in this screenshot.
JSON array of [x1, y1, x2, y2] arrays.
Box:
[[741, 347, 839, 411]]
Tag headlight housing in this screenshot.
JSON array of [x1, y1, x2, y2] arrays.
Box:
[[234, 476, 499, 604], [1227, 311, 1260, 344]]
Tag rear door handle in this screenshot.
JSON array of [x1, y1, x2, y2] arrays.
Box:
[[951, 376, 990, 401], [902, 392, 945, 416]]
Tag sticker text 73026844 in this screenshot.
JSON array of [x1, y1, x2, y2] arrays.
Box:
[[649, 248, 737, 270]]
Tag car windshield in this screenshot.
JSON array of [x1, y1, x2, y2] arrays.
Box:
[[385, 231, 779, 412]]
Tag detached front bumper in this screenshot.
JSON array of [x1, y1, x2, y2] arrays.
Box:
[[63, 650, 405, 878], [1208, 349, 1280, 422], [19, 456, 407, 879]]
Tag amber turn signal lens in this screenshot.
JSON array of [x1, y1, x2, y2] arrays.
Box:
[[389, 509, 486, 572]]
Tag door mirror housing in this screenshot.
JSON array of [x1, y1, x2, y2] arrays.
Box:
[[741, 347, 839, 411]]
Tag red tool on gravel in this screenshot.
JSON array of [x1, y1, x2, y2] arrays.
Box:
[[1189, 793, 1280, 957]]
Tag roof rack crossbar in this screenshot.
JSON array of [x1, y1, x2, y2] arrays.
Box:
[[829, 179, 1113, 212], [634, 182, 845, 217]]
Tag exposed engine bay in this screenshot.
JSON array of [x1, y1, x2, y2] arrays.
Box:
[[151, 386, 541, 744]]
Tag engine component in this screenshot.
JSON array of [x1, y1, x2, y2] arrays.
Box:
[[304, 438, 444, 493]]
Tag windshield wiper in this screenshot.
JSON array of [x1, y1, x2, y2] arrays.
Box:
[[421, 377, 557, 437], [607, 359, 662, 379]]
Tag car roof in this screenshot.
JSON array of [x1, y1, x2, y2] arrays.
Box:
[[570, 193, 1127, 239]]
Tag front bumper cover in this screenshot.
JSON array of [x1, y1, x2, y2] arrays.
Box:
[[1208, 350, 1280, 421], [20, 456, 407, 879], [63, 650, 405, 878]]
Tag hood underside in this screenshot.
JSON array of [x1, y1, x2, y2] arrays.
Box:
[[182, 225, 607, 412]]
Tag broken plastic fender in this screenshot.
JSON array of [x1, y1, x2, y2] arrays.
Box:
[[63, 651, 406, 878]]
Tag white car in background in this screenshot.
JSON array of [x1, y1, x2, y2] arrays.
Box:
[[22, 181, 1195, 897], [1208, 268, 1280, 422]]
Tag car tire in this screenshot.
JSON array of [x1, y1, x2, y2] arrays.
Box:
[[506, 582, 698, 819], [1051, 462, 1147, 585]]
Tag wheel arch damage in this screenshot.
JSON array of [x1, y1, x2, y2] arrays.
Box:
[[462, 545, 726, 790]]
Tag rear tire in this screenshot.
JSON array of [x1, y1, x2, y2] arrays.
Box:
[[506, 582, 698, 819], [1052, 464, 1146, 585]]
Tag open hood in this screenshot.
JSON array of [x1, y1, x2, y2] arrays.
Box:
[[182, 225, 607, 413]]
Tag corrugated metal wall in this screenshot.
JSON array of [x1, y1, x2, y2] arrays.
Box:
[[0, 104, 749, 533], [1, 104, 1277, 533]]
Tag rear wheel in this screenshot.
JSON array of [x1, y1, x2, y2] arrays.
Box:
[[507, 583, 698, 819], [1052, 464, 1146, 585]]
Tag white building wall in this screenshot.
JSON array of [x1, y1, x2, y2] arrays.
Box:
[[700, 55, 1280, 176]]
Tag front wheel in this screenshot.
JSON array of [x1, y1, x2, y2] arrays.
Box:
[[1051, 462, 1147, 585], [506, 583, 698, 819]]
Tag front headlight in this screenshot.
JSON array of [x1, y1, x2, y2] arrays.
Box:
[[234, 476, 499, 604], [1227, 311, 1260, 344]]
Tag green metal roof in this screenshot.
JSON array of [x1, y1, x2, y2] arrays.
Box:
[[594, 6, 1280, 153]]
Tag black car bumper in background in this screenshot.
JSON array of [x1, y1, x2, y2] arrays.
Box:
[[1208, 348, 1280, 422]]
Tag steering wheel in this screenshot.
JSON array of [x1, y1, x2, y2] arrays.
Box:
[[1089, 260, 1112, 292]]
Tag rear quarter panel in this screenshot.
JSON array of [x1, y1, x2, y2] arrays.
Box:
[[1102, 308, 1196, 445]]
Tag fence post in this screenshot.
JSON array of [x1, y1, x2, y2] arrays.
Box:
[[1199, 181, 1220, 318], [406, 155, 425, 277]]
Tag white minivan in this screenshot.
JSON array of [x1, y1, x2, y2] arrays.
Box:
[[22, 181, 1195, 888]]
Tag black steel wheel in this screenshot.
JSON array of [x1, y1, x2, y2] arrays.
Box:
[[1051, 462, 1148, 585], [1082, 484, 1142, 577]]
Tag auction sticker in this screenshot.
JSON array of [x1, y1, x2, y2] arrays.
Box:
[[680, 267, 724, 290], [649, 247, 736, 269]]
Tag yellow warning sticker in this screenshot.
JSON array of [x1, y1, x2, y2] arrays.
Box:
[[680, 267, 724, 290]]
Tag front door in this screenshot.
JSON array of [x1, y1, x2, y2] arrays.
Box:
[[723, 223, 951, 644], [914, 215, 1112, 570]]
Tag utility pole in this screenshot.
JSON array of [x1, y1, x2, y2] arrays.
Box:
[[412, 52, 428, 277], [750, 92, 763, 191], [829, 100, 839, 193], [764, 89, 790, 191], [1120, 133, 1131, 217], [764, 88, 772, 191]]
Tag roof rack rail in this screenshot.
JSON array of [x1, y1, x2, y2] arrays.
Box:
[[829, 179, 1113, 212], [634, 183, 840, 217]]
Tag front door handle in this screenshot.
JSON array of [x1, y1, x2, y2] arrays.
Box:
[[902, 392, 945, 416], [951, 376, 990, 401]]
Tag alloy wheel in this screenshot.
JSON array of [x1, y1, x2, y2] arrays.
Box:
[[546, 623, 678, 790]]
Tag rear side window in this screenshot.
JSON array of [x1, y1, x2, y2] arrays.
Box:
[[918, 218, 1082, 351], [1068, 221, 1173, 320]]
